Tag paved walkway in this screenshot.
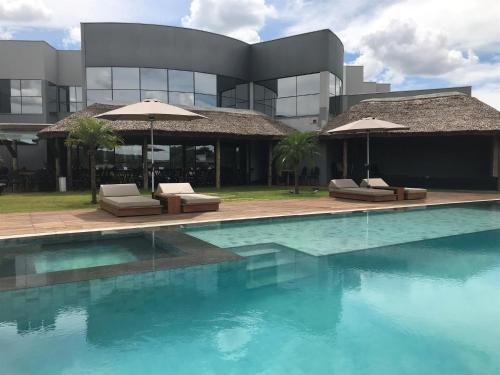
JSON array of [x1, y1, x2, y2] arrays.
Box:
[[0, 191, 499, 239]]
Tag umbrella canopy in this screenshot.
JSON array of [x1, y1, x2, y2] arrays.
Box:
[[327, 117, 409, 182], [94, 99, 206, 192], [326, 117, 408, 134], [94, 98, 207, 121]]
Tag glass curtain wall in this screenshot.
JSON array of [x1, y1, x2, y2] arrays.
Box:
[[254, 72, 343, 118], [93, 143, 216, 186], [86, 67, 219, 108]]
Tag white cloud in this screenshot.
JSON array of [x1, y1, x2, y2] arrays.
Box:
[[0, 0, 51, 22], [279, 0, 500, 108], [181, 0, 277, 43], [0, 26, 14, 39], [62, 26, 81, 47], [472, 82, 500, 110]]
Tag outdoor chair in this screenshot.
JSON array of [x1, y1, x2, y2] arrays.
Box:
[[328, 179, 397, 202], [99, 183, 161, 217], [154, 183, 220, 213], [360, 178, 427, 200]]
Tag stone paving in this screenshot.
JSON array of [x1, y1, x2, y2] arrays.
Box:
[[0, 191, 499, 239]]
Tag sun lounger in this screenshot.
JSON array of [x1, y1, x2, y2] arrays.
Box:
[[328, 179, 397, 202], [154, 183, 221, 213], [99, 184, 161, 217], [360, 178, 427, 200]]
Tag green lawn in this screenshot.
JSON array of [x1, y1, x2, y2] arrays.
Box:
[[0, 186, 327, 214]]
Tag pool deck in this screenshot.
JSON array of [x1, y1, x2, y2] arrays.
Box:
[[0, 190, 499, 239]]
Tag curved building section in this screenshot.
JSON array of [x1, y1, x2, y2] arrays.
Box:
[[81, 23, 345, 127]]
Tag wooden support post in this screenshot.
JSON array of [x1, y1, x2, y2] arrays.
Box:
[[342, 139, 348, 179], [216, 139, 221, 189], [66, 144, 72, 190], [55, 139, 61, 189], [267, 141, 273, 187], [493, 136, 500, 191], [11, 140, 18, 172], [142, 136, 149, 190]]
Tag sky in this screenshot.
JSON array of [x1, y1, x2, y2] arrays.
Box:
[[1, 0, 499, 109]]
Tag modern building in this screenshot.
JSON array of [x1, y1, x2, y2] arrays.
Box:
[[0, 23, 497, 191]]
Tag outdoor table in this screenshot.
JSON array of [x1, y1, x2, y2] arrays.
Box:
[[166, 195, 182, 214]]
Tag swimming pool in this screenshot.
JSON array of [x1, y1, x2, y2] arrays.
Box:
[[0, 201, 499, 374]]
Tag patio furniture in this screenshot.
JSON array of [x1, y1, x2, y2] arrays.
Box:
[[328, 179, 397, 202], [154, 183, 220, 213], [360, 178, 427, 200], [99, 183, 161, 217]]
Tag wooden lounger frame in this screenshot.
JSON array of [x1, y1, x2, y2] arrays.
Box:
[[405, 190, 427, 200], [100, 200, 162, 217], [329, 190, 397, 202]]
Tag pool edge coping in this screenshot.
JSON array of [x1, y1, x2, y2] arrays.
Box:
[[1, 197, 499, 241]]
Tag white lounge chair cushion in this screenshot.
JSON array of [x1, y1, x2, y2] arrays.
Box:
[[102, 196, 160, 208], [178, 193, 221, 204], [100, 184, 140, 199], [329, 179, 359, 190], [405, 187, 427, 193], [156, 183, 195, 195], [360, 178, 389, 188], [334, 187, 395, 196]]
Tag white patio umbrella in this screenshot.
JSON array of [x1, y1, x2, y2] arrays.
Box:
[[95, 99, 206, 192], [327, 117, 409, 183]]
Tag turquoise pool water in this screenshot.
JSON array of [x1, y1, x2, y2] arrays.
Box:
[[0, 201, 499, 374], [183, 201, 500, 255]]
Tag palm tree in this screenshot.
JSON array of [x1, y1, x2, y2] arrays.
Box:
[[274, 131, 319, 194], [65, 118, 122, 204]]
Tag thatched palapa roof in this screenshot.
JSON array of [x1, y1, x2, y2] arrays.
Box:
[[39, 103, 294, 139], [324, 92, 500, 136]]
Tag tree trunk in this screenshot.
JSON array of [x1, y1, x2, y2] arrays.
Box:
[[294, 166, 299, 194], [90, 149, 97, 204]]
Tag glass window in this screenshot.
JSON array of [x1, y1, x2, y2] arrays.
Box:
[[21, 80, 42, 96], [236, 100, 249, 109], [112, 90, 140, 104], [115, 145, 142, 169], [235, 83, 249, 101], [86, 67, 112, 89], [169, 92, 194, 106], [329, 73, 336, 96], [140, 68, 167, 91], [21, 97, 43, 114], [10, 80, 21, 96], [297, 94, 320, 116], [221, 96, 235, 107], [112, 68, 139, 90], [10, 97, 21, 114], [141, 90, 168, 103], [59, 87, 68, 103], [297, 73, 320, 95], [76, 86, 83, 102], [195, 93, 217, 107], [254, 84, 265, 101], [276, 97, 296, 116], [69, 103, 77, 112], [194, 72, 216, 95], [76, 103, 83, 111], [87, 89, 112, 105], [69, 86, 76, 102], [148, 145, 170, 165], [336, 77, 342, 96], [168, 70, 193, 92], [277, 77, 296, 97]]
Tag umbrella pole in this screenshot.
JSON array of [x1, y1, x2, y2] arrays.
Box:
[[150, 119, 154, 193], [366, 131, 370, 183]]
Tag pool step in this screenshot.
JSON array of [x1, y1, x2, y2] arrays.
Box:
[[227, 243, 315, 289]]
